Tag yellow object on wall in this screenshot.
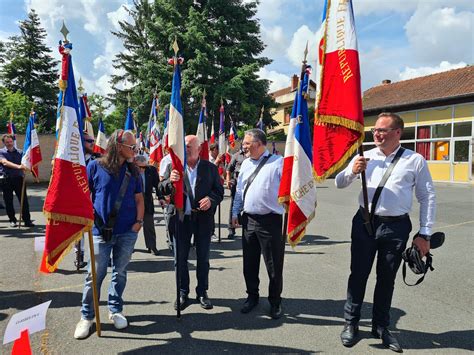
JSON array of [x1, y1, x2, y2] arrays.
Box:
[[434, 141, 450, 161], [428, 162, 450, 181], [453, 163, 470, 182], [454, 104, 474, 121]]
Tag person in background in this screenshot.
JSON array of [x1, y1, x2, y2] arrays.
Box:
[[0, 134, 34, 228], [225, 146, 246, 239], [135, 154, 161, 255]]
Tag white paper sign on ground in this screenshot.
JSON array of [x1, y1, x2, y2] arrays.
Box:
[[34, 236, 46, 252], [3, 300, 52, 344]]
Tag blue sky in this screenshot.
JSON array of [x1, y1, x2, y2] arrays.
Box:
[[0, 0, 472, 98]]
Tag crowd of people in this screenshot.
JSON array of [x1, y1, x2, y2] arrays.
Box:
[[0, 113, 437, 353]]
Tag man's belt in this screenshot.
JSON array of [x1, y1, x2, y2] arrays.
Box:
[[359, 207, 408, 222]]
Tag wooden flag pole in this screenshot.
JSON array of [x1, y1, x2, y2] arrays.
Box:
[[18, 175, 27, 229], [358, 145, 373, 236], [218, 203, 221, 243], [87, 229, 102, 336]]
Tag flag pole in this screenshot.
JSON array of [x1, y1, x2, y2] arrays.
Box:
[[218, 203, 221, 243], [358, 145, 372, 235], [87, 228, 102, 336], [18, 173, 27, 229]]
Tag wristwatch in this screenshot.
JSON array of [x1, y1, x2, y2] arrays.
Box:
[[136, 219, 144, 226], [418, 233, 431, 241]]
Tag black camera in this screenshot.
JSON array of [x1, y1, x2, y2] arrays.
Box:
[[102, 227, 113, 242]]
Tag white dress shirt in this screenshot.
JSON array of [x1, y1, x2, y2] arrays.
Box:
[[232, 150, 285, 217], [335, 146, 436, 235], [159, 154, 172, 178], [184, 160, 199, 215]]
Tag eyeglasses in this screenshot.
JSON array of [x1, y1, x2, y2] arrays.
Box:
[[371, 128, 397, 135], [120, 143, 137, 151], [84, 139, 95, 143], [137, 166, 146, 170]]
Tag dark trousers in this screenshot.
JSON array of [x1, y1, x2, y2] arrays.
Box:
[[143, 213, 157, 250], [2, 176, 31, 223], [173, 214, 211, 297], [344, 210, 412, 327], [242, 213, 285, 305]]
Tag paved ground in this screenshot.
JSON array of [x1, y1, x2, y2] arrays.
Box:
[[0, 179, 473, 354]]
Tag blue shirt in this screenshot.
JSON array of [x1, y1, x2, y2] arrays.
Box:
[[232, 150, 284, 217], [184, 160, 199, 215], [87, 160, 142, 235], [0, 147, 24, 178]]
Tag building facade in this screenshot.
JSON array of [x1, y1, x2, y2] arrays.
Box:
[[362, 66, 474, 183]]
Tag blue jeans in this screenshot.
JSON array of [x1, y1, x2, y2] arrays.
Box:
[[80, 231, 138, 320]]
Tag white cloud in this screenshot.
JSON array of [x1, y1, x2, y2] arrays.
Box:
[[286, 25, 318, 68], [260, 25, 288, 59], [405, 6, 473, 65], [258, 67, 290, 92], [353, 0, 472, 16], [246, 0, 286, 22], [107, 5, 130, 31], [399, 61, 467, 81]]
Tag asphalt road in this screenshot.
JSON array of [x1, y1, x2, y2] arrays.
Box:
[[0, 179, 473, 354]]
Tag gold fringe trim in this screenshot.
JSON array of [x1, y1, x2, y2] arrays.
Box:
[[314, 135, 364, 183], [315, 114, 365, 135], [287, 209, 316, 249], [278, 195, 290, 212], [43, 211, 93, 227], [42, 227, 87, 272]]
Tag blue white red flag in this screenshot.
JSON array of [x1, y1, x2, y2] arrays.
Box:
[[163, 107, 169, 152], [146, 96, 158, 150], [167, 57, 185, 211], [228, 119, 238, 149], [218, 103, 226, 155], [313, 0, 364, 180], [6, 117, 17, 149], [209, 119, 215, 144], [196, 95, 209, 160], [21, 113, 42, 179], [278, 67, 317, 247], [93, 118, 107, 154], [79, 93, 94, 138], [41, 40, 94, 272]]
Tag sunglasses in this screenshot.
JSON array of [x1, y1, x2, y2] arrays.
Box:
[[120, 143, 137, 151], [84, 139, 95, 143], [138, 166, 146, 170]]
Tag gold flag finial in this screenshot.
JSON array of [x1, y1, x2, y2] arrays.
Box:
[[172, 37, 179, 57], [60, 21, 69, 42], [78, 78, 84, 94], [303, 41, 309, 64]]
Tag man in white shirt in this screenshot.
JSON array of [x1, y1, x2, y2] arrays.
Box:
[[232, 129, 285, 319], [336, 112, 436, 352]]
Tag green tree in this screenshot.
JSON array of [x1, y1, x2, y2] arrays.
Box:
[[110, 0, 276, 135], [0, 87, 34, 133], [0, 10, 59, 132]]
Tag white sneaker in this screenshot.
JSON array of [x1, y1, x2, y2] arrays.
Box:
[[74, 318, 93, 339], [109, 312, 128, 329], [211, 234, 219, 242]]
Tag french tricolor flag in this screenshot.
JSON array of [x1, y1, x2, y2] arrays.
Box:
[[196, 95, 209, 160], [278, 67, 317, 247], [313, 0, 364, 180], [41, 40, 94, 272], [163, 107, 169, 152], [228, 120, 238, 149], [6, 118, 17, 149], [167, 56, 185, 211], [93, 118, 107, 154], [218, 102, 226, 155], [21, 113, 42, 179], [209, 119, 215, 144]]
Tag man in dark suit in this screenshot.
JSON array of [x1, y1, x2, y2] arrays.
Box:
[[159, 135, 224, 311], [135, 155, 161, 255]]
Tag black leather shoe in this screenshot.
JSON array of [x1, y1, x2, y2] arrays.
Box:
[[241, 297, 259, 314], [196, 293, 213, 310], [174, 294, 190, 311], [340, 323, 359, 347], [24, 221, 35, 228], [270, 303, 283, 319], [151, 248, 159, 256], [372, 325, 403, 353]]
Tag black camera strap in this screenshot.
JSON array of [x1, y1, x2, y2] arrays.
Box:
[[243, 154, 271, 203], [94, 164, 132, 231], [402, 250, 434, 286]]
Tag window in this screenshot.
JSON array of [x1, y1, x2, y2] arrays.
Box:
[[284, 107, 291, 124], [432, 124, 451, 138], [432, 141, 450, 161], [401, 142, 415, 151], [401, 126, 415, 140], [454, 141, 469, 162], [416, 126, 431, 159], [454, 121, 472, 137]]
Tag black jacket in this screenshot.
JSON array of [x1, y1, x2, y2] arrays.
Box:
[[142, 165, 161, 215], [158, 159, 224, 237]]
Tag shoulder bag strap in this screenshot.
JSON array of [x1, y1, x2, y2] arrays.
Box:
[[183, 170, 195, 209], [106, 167, 132, 228], [370, 147, 405, 219], [243, 154, 272, 202]]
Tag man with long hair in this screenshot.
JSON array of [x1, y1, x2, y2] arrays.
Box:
[[74, 129, 145, 339]]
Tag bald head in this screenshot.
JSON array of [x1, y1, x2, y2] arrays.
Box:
[[185, 135, 201, 166]]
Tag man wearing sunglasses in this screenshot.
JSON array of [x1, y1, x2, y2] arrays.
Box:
[[75, 129, 144, 339], [335, 112, 436, 352]]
